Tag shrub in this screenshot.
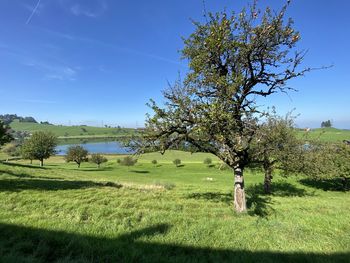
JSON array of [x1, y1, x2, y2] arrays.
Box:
[[173, 159, 181, 167], [116, 158, 121, 164], [203, 157, 212, 167], [90, 153, 108, 168], [120, 156, 137, 170], [151, 159, 158, 167]]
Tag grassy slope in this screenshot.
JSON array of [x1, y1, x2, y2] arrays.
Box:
[[10, 120, 136, 138], [297, 127, 350, 142], [0, 152, 349, 262]]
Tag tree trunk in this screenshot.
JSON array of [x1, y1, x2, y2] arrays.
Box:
[[40, 159, 43, 167], [98, 164, 100, 168], [234, 167, 246, 212], [30, 159, 33, 164], [78, 163, 80, 168], [264, 169, 272, 194]]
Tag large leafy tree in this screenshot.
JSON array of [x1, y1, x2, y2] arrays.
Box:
[[22, 131, 57, 166], [137, 1, 312, 212]]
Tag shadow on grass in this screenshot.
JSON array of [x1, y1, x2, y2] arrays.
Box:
[[130, 170, 150, 174], [299, 178, 349, 192], [1, 162, 47, 169], [0, 176, 122, 192], [0, 169, 64, 180], [0, 223, 348, 263], [187, 182, 311, 218], [74, 167, 114, 172]]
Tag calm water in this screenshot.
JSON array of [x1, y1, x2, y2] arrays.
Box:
[[55, 141, 133, 155]]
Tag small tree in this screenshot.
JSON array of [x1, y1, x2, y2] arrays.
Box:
[[0, 120, 13, 147], [90, 153, 108, 168], [253, 112, 302, 194], [203, 157, 212, 167], [151, 159, 158, 167], [21, 140, 35, 164], [2, 143, 20, 157], [120, 156, 137, 170], [173, 159, 181, 167], [65, 145, 89, 168], [22, 131, 57, 166]]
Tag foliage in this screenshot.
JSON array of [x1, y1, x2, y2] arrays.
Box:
[[151, 159, 158, 166], [0, 120, 13, 146], [302, 142, 350, 190], [203, 157, 212, 167], [2, 143, 20, 157], [21, 131, 57, 166], [252, 111, 303, 193], [90, 153, 108, 168], [173, 159, 181, 167], [135, 1, 312, 212], [120, 156, 137, 169], [321, 120, 332, 128], [0, 114, 37, 125], [65, 145, 89, 168]]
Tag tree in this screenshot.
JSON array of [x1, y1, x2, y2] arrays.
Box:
[[134, 1, 312, 212], [173, 159, 181, 167], [151, 159, 158, 167], [22, 131, 57, 166], [2, 142, 20, 157], [90, 153, 108, 168], [120, 156, 137, 170], [321, 120, 332, 128], [252, 112, 303, 194], [0, 120, 13, 146], [65, 145, 89, 168], [203, 157, 212, 167]]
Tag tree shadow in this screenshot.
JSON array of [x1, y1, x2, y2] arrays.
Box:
[[1, 162, 47, 169], [186, 192, 232, 206], [75, 167, 114, 172], [0, 169, 63, 180], [0, 223, 348, 262], [130, 170, 150, 174], [299, 178, 349, 192], [0, 177, 122, 192]]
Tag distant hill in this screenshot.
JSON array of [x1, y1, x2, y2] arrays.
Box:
[[10, 120, 137, 139], [0, 114, 37, 125]]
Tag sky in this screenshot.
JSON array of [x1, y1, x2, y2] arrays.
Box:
[[0, 0, 349, 128]]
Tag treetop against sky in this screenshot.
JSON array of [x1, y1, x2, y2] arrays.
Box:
[[0, 0, 349, 128]]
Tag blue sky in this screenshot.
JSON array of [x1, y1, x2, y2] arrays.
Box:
[[0, 0, 349, 128]]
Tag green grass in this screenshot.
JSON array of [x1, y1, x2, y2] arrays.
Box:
[[10, 120, 137, 139], [0, 152, 349, 262], [297, 127, 350, 142]]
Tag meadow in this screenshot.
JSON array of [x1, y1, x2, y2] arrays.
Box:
[[0, 150, 349, 262], [10, 120, 137, 139]]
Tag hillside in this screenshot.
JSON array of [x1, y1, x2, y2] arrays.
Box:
[[10, 120, 137, 139], [297, 127, 350, 142]]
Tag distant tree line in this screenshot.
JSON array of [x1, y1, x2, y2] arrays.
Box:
[[321, 120, 332, 128], [0, 114, 37, 125]]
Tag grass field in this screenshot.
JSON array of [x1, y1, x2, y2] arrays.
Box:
[[10, 120, 137, 139], [297, 127, 350, 142], [0, 151, 349, 262]]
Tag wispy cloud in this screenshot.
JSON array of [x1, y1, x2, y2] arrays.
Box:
[[70, 2, 107, 18], [41, 28, 183, 66], [23, 60, 77, 81], [25, 0, 42, 25]]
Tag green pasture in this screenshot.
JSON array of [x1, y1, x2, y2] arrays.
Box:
[[10, 120, 136, 139], [0, 151, 349, 262]]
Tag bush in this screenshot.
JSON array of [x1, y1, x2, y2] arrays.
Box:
[[90, 153, 108, 168], [173, 159, 181, 167], [203, 157, 212, 167], [120, 156, 137, 170], [151, 159, 158, 166], [116, 158, 121, 164], [2, 143, 20, 157]]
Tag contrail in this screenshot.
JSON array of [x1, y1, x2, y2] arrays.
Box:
[[26, 0, 41, 25]]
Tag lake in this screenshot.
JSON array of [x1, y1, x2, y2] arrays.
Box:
[[55, 141, 133, 155]]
